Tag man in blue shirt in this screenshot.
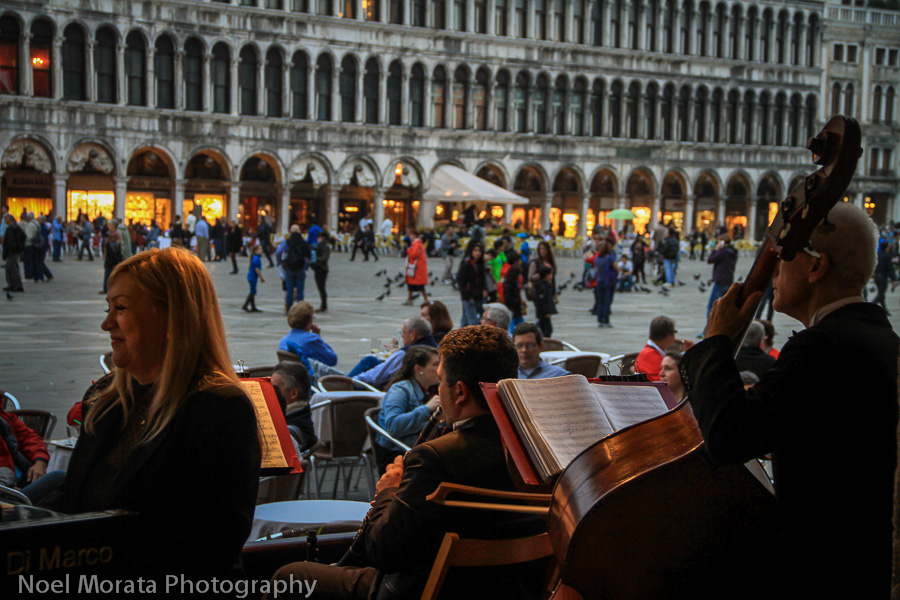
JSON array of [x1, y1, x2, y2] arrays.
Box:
[[513, 322, 569, 379], [278, 300, 338, 366], [353, 316, 437, 389]]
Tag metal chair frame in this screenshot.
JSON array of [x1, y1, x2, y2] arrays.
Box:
[[307, 397, 378, 500]]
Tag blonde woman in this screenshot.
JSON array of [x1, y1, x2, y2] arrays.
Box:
[[62, 247, 260, 578]]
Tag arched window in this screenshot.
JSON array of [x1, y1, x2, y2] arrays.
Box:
[[791, 13, 803, 65], [609, 80, 623, 137], [729, 5, 741, 60], [212, 43, 230, 113], [591, 78, 605, 136], [474, 68, 489, 130], [343, 0, 357, 18], [318, 0, 334, 15], [412, 0, 426, 26], [628, 0, 639, 50], [789, 93, 802, 146], [831, 82, 841, 117], [494, 70, 510, 132], [711, 88, 723, 142], [454, 0, 467, 31], [591, 0, 604, 46], [410, 63, 425, 126], [155, 36, 175, 109], [553, 76, 567, 134], [31, 20, 53, 97], [316, 54, 332, 120], [661, 84, 674, 140], [805, 95, 816, 142], [453, 67, 468, 129], [712, 4, 726, 59], [806, 15, 818, 67], [0, 16, 20, 94], [390, 0, 404, 23], [572, 78, 587, 136], [291, 52, 309, 118], [759, 91, 771, 145], [366, 0, 381, 21], [495, 0, 508, 35], [644, 82, 658, 139], [515, 0, 527, 37], [95, 27, 117, 104], [761, 10, 773, 63], [184, 38, 203, 111], [725, 89, 739, 143], [475, 0, 488, 33], [677, 85, 690, 141], [534, 74, 549, 133], [265, 48, 283, 117], [554, 0, 567, 42], [432, 66, 447, 128], [514, 71, 528, 132], [773, 92, 786, 146], [388, 60, 402, 125], [745, 8, 757, 61], [125, 32, 146, 106], [681, 0, 693, 55], [663, 0, 675, 53], [776, 11, 788, 64], [240, 46, 258, 116], [626, 81, 640, 138], [694, 86, 707, 142], [534, 0, 547, 40], [742, 90, 755, 145], [340, 56, 357, 122], [872, 85, 883, 125], [609, 0, 621, 48], [364, 58, 379, 124], [645, 0, 657, 52], [843, 82, 854, 117], [886, 87, 895, 125], [697, 2, 709, 57], [433, 0, 446, 28]]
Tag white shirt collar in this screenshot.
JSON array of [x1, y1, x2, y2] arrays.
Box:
[[647, 340, 667, 356], [808, 296, 865, 327]]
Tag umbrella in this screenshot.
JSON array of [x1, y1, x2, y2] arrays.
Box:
[[607, 208, 638, 220]]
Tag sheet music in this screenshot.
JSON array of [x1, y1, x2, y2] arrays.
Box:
[[508, 376, 615, 473], [590, 383, 670, 431], [241, 380, 288, 469]]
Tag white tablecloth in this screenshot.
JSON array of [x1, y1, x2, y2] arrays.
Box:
[[541, 350, 611, 365], [47, 439, 76, 471], [249, 499, 371, 540]]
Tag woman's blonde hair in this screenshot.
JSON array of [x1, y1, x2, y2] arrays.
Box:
[[85, 247, 244, 444]]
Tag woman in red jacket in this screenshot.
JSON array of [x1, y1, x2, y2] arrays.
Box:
[[404, 228, 429, 305]]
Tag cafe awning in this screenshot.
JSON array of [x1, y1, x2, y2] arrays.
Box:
[[423, 165, 529, 205]]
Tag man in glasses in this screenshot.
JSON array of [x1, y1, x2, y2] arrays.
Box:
[[513, 322, 569, 379], [681, 202, 898, 598]]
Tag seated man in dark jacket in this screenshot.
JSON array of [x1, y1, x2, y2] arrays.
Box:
[[681, 202, 898, 598], [272, 326, 546, 599], [733, 320, 777, 379]]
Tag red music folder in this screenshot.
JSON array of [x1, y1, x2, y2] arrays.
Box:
[[241, 378, 303, 476]]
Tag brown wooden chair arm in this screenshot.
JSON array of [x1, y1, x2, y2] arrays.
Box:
[[426, 482, 551, 516]]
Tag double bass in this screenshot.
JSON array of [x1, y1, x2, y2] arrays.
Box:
[[545, 116, 862, 599]]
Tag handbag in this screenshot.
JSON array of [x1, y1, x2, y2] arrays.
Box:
[[405, 260, 417, 278]]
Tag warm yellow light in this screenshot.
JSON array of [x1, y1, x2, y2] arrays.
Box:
[[562, 213, 578, 238], [478, 210, 487, 219], [491, 206, 504, 218], [345, 206, 359, 212], [32, 57, 44, 66], [435, 205, 445, 216], [412, 201, 420, 208], [451, 210, 459, 221], [395, 163, 403, 176]]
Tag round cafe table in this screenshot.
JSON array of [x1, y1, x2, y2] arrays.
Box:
[[540, 350, 611, 365], [249, 499, 371, 541]]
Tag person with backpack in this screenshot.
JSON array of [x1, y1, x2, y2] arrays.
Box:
[[256, 216, 275, 267], [660, 228, 680, 284], [276, 224, 311, 314]]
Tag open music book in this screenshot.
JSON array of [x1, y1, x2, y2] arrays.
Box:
[[489, 375, 676, 484], [241, 378, 304, 476]]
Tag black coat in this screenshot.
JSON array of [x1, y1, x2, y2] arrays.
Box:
[[2, 222, 25, 259], [681, 303, 898, 597], [456, 257, 485, 301], [366, 415, 547, 600], [226, 225, 243, 253], [63, 383, 261, 578]]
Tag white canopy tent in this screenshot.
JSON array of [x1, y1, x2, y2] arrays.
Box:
[[423, 165, 529, 205]]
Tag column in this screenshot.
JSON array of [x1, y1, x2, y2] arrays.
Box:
[[417, 199, 434, 228], [174, 50, 184, 109], [541, 194, 552, 232], [331, 67, 340, 123], [818, 43, 829, 122], [147, 45, 157, 109], [401, 72, 410, 125], [525, 84, 534, 132], [230, 58, 240, 115], [637, 2, 647, 51], [747, 197, 757, 240], [52, 37, 63, 99], [373, 187, 385, 234], [716, 195, 725, 227], [578, 193, 589, 237], [114, 176, 128, 221], [486, 0, 495, 34], [684, 194, 695, 235], [380, 0, 389, 23], [889, 193, 899, 224], [861, 43, 872, 122], [54, 176, 68, 221], [20, 33, 32, 96], [504, 203, 513, 227], [356, 64, 365, 123], [403, 0, 412, 24], [175, 179, 186, 223], [327, 186, 339, 230], [282, 59, 291, 118], [229, 182, 240, 222], [280, 186, 290, 235], [117, 43, 126, 105], [307, 59, 316, 120], [380, 68, 389, 124], [356, 0, 364, 19], [467, 0, 476, 31], [423, 70, 432, 127], [86, 39, 96, 102], [256, 53, 264, 116], [650, 194, 661, 229]]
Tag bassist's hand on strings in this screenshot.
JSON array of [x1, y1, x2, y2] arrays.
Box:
[[704, 283, 763, 342]]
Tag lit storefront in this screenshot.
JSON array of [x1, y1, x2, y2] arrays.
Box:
[[3, 172, 53, 218], [67, 173, 115, 221]]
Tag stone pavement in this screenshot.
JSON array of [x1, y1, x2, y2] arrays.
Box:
[[3, 246, 899, 420]]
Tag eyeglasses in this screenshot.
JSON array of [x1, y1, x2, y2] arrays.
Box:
[[514, 343, 539, 351]]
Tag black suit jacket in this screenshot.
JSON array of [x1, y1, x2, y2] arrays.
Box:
[[365, 415, 546, 600], [64, 385, 261, 578], [681, 303, 898, 597]]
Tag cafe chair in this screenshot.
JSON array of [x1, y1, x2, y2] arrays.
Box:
[[276, 350, 304, 365], [552, 354, 608, 379], [609, 352, 640, 376], [0, 483, 32, 506], [364, 407, 412, 454], [239, 365, 276, 378], [307, 396, 379, 500], [11, 409, 57, 440], [1, 390, 21, 411], [317, 375, 381, 393], [541, 338, 580, 352]]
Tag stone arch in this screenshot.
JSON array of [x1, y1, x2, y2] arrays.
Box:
[[724, 170, 752, 238], [383, 156, 423, 190], [337, 155, 377, 187], [588, 167, 620, 233], [624, 168, 657, 233], [474, 161, 510, 190], [661, 169, 690, 230], [754, 171, 783, 240], [1, 136, 57, 219], [239, 151, 285, 186]]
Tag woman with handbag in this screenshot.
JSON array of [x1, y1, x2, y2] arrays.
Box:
[[456, 241, 486, 326], [403, 228, 429, 305]]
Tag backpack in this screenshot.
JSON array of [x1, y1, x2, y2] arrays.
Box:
[[661, 237, 679, 260], [285, 237, 308, 271]]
